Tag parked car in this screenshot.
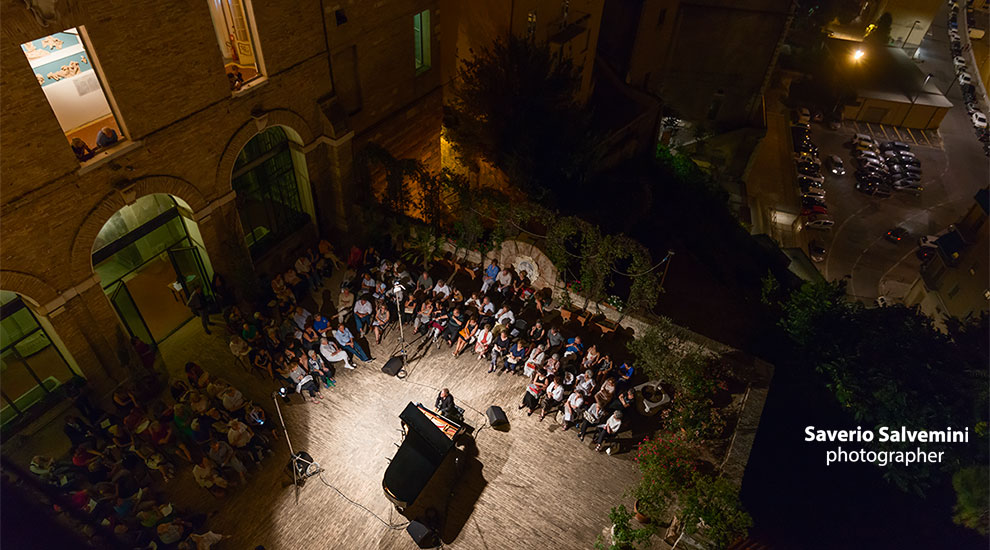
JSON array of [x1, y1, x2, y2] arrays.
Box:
[[797, 165, 823, 179], [796, 142, 819, 155], [889, 163, 922, 176], [953, 55, 967, 71], [801, 186, 827, 199], [809, 240, 827, 262], [795, 154, 822, 166], [876, 296, 889, 308], [858, 159, 888, 174], [959, 72, 973, 86], [854, 141, 879, 153], [856, 181, 892, 197], [918, 235, 940, 249], [794, 107, 811, 124], [973, 111, 988, 129], [885, 227, 909, 242], [827, 155, 845, 175], [880, 141, 910, 152], [797, 175, 824, 187], [853, 149, 881, 161], [850, 133, 876, 146], [826, 115, 842, 130], [802, 205, 829, 217], [891, 181, 923, 196], [802, 195, 827, 209], [805, 214, 835, 229], [890, 174, 922, 188]]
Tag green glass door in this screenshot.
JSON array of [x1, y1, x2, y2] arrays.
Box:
[[168, 246, 210, 298], [110, 281, 154, 346]]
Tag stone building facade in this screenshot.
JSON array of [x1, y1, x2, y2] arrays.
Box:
[[0, 0, 448, 416]]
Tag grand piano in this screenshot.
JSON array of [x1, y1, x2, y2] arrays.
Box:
[[383, 402, 466, 510]]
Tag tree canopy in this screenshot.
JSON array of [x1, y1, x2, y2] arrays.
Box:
[[444, 35, 601, 202], [778, 281, 989, 492]]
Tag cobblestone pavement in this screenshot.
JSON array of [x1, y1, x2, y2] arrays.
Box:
[[153, 295, 642, 550]]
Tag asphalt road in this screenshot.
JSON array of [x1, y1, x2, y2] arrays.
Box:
[[814, 5, 989, 304]]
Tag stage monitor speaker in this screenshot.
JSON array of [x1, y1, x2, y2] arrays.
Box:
[[486, 405, 508, 427], [381, 356, 403, 376], [406, 520, 436, 548]]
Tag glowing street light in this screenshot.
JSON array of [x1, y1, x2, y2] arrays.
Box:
[[852, 49, 865, 62]]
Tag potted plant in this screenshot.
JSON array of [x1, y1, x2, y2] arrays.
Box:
[[595, 505, 653, 550]]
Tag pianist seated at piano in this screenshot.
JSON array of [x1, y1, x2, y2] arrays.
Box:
[[435, 388, 457, 419]]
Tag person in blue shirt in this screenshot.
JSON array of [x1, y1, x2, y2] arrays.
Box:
[[332, 322, 370, 362], [311, 313, 330, 336], [504, 339, 529, 374], [563, 336, 584, 358], [95, 126, 119, 148], [617, 363, 634, 387], [481, 259, 500, 294]]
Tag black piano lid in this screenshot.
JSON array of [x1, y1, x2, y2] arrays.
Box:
[[398, 402, 456, 457]]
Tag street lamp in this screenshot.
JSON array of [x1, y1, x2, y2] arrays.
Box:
[[852, 49, 865, 62], [902, 72, 934, 126], [902, 20, 922, 50]]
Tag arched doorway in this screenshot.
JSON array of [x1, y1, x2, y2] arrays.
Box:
[[0, 291, 80, 430], [231, 126, 316, 259], [92, 194, 215, 345]]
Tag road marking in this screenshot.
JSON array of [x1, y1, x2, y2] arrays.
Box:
[[866, 122, 874, 135], [824, 202, 873, 280], [906, 127, 917, 144], [877, 247, 920, 300], [893, 126, 903, 140], [849, 233, 890, 299]]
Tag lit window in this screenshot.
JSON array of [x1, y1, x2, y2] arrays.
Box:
[[21, 27, 125, 163], [207, 0, 264, 92], [413, 10, 432, 74]]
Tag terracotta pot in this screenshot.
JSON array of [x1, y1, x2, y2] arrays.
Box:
[[634, 499, 651, 524]]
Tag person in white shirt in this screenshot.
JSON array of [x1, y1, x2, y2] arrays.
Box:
[[473, 323, 494, 360], [595, 410, 624, 453], [292, 306, 312, 330], [319, 337, 354, 369], [523, 344, 546, 377], [495, 305, 514, 326], [432, 279, 451, 302], [495, 268, 513, 295], [561, 389, 585, 430], [576, 369, 596, 395], [539, 374, 566, 421], [353, 298, 373, 336], [295, 255, 320, 290], [577, 401, 605, 442]]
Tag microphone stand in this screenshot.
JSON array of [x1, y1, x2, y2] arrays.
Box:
[[272, 390, 321, 504], [392, 281, 409, 372]]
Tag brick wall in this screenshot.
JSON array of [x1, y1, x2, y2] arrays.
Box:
[[0, 0, 446, 389]]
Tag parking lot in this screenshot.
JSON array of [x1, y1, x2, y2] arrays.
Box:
[[840, 119, 944, 150]]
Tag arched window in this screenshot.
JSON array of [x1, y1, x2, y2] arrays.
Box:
[[232, 127, 310, 258]]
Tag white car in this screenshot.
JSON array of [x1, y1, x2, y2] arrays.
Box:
[[918, 235, 940, 249], [959, 72, 973, 86], [805, 214, 835, 229], [850, 133, 876, 146], [953, 56, 967, 71], [853, 149, 881, 161], [973, 111, 988, 129], [876, 296, 889, 308], [795, 107, 811, 124]]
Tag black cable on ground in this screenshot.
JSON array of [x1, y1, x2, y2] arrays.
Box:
[[316, 470, 409, 531]]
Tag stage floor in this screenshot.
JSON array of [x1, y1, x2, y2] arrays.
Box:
[[156, 310, 641, 549]]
